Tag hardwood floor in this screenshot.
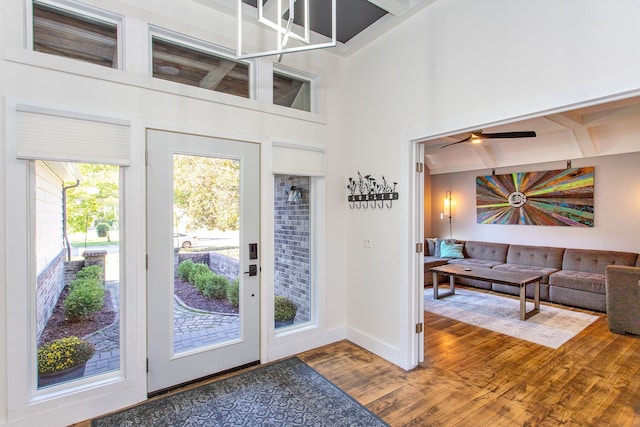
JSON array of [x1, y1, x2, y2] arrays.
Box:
[[77, 300, 640, 426], [299, 310, 640, 426]]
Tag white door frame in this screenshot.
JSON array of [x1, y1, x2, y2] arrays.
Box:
[[408, 140, 425, 367], [146, 128, 261, 394]]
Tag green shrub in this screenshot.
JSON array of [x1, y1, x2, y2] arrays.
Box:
[[274, 296, 297, 321], [76, 265, 102, 281], [193, 270, 214, 293], [227, 277, 239, 307], [64, 279, 105, 320], [188, 263, 211, 284], [177, 259, 195, 281], [203, 274, 229, 299], [95, 222, 110, 233]]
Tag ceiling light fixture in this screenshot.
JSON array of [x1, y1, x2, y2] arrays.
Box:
[[236, 0, 336, 61], [158, 65, 180, 76]]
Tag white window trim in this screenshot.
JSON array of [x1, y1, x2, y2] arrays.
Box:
[[27, 0, 125, 70], [272, 63, 318, 114], [149, 25, 257, 101], [4, 97, 145, 425]]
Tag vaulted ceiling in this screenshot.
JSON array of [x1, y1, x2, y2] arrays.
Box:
[[197, 0, 434, 55], [423, 96, 640, 175]]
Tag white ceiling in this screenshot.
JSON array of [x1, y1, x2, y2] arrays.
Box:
[[423, 95, 640, 175]]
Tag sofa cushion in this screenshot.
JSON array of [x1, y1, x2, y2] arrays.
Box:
[[423, 256, 449, 272], [548, 270, 606, 294], [440, 241, 464, 259], [561, 249, 638, 274], [492, 263, 559, 284], [506, 244, 564, 269], [462, 241, 509, 263]]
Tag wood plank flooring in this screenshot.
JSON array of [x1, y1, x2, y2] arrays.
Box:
[[77, 298, 640, 426], [299, 310, 640, 426]]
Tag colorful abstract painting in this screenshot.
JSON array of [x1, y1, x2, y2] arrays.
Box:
[[476, 167, 594, 227]]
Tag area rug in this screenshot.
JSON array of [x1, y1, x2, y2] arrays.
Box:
[[424, 287, 600, 349], [92, 357, 388, 427]]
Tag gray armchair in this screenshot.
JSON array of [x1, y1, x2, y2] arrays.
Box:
[[605, 265, 640, 335]]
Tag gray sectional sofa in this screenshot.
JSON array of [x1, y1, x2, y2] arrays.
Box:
[[424, 239, 640, 313]]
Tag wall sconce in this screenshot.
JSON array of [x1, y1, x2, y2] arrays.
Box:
[[286, 186, 302, 204], [441, 190, 453, 239]]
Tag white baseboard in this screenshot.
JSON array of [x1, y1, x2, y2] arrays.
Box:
[[346, 326, 406, 369]]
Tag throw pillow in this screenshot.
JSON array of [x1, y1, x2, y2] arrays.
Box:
[[426, 238, 436, 256], [440, 241, 464, 259], [434, 238, 443, 258]]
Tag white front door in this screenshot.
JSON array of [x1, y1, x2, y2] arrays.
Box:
[[146, 129, 260, 394]]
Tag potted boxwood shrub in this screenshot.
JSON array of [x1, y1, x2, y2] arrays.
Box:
[[95, 222, 110, 237], [274, 295, 297, 328], [37, 336, 95, 387]]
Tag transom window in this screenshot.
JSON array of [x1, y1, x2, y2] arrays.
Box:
[[273, 67, 314, 112], [32, 1, 119, 68], [152, 36, 251, 99]]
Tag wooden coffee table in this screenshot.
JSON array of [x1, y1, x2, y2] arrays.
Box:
[[430, 264, 542, 320]]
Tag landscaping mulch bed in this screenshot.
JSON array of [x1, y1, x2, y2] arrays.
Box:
[[38, 286, 115, 346], [174, 278, 238, 314], [39, 278, 238, 347]]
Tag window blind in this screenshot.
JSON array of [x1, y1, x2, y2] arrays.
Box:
[[15, 104, 130, 166], [272, 142, 324, 176]]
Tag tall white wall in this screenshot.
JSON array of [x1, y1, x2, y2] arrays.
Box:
[[1, 0, 349, 424], [344, 0, 640, 367]]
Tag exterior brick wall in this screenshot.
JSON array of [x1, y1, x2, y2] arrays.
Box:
[[36, 250, 66, 340], [175, 250, 239, 282], [208, 252, 240, 282], [274, 175, 311, 323], [39, 251, 108, 341], [83, 250, 107, 285], [64, 259, 85, 284]]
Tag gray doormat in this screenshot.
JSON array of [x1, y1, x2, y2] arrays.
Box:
[[93, 357, 388, 426]]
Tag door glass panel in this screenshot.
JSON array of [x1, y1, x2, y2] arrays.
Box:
[[173, 154, 240, 354], [274, 175, 311, 329], [35, 161, 120, 389]]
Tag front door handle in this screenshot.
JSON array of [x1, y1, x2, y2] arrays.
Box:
[[244, 264, 258, 276]]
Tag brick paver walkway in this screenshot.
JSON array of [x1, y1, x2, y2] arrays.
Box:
[[83, 281, 240, 378]]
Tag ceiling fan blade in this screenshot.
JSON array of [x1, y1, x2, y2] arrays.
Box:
[[479, 131, 537, 139], [440, 134, 472, 148]]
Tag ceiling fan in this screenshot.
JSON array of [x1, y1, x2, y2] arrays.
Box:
[[441, 130, 536, 148]]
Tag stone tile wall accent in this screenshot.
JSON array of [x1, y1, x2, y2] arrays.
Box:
[[274, 175, 311, 323]]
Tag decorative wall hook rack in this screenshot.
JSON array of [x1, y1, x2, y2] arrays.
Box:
[[347, 172, 399, 209]]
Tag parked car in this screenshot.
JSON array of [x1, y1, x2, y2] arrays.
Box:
[[174, 233, 198, 248]]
